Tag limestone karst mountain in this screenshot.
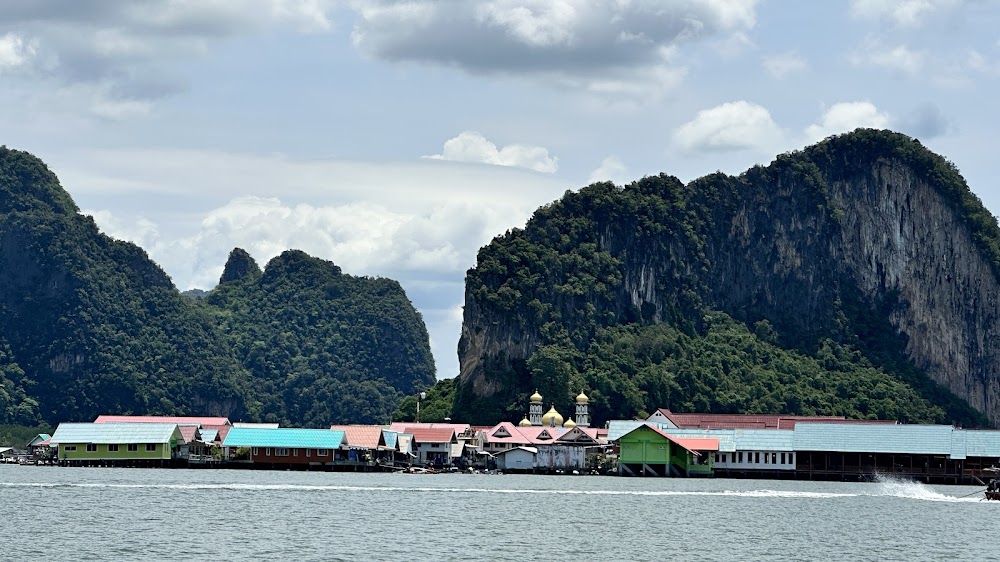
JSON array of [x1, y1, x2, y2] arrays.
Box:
[[454, 129, 998, 427]]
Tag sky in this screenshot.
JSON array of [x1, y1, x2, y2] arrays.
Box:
[[2, 0, 1000, 381]]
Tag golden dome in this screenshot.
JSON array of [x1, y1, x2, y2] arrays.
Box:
[[541, 405, 563, 427], [530, 390, 543, 403], [576, 391, 589, 404], [518, 416, 532, 427], [563, 417, 577, 429]]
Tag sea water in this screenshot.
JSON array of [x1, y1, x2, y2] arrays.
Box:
[[1, 466, 996, 561]]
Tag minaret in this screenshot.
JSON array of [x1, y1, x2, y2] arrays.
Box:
[[529, 390, 543, 426], [575, 390, 590, 427]]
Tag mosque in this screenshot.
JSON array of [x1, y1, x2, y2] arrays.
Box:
[[518, 389, 590, 428]]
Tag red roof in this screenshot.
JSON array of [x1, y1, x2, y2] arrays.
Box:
[[630, 424, 719, 454], [94, 415, 231, 426], [401, 427, 456, 444], [330, 425, 385, 449], [205, 424, 231, 443], [652, 409, 893, 430], [670, 437, 719, 452], [388, 422, 470, 435]]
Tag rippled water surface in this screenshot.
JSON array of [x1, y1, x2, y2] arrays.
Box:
[[1, 465, 996, 561]]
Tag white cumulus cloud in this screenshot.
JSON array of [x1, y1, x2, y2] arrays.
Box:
[[588, 156, 628, 185], [672, 101, 786, 153], [426, 131, 558, 173], [0, 32, 36, 70], [805, 101, 892, 142]]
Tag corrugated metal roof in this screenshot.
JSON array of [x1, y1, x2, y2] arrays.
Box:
[[51, 423, 181, 444], [232, 422, 280, 428], [330, 425, 384, 449], [793, 423, 955, 455], [94, 415, 230, 426], [963, 430, 1000, 457], [400, 427, 456, 444], [381, 430, 398, 450], [733, 429, 795, 452], [396, 434, 413, 456], [657, 428, 737, 453], [199, 429, 219, 443], [222, 427, 344, 449], [950, 430, 967, 460], [607, 420, 647, 441]]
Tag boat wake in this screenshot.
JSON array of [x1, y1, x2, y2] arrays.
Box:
[[0, 477, 986, 502], [867, 473, 982, 503]]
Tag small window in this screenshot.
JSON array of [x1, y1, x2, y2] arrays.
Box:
[[755, 452, 760, 464], [790, 453, 795, 464], [306, 449, 311, 457], [276, 448, 289, 456], [293, 449, 299, 457], [737, 452, 743, 463], [722, 454, 727, 463], [146, 444, 157, 452], [781, 453, 786, 465], [252, 447, 259, 455], [772, 453, 777, 464], [266, 448, 272, 456], [108, 444, 119, 452], [86, 444, 98, 452], [65, 445, 77, 452], [764, 453, 769, 464], [714, 453, 719, 463], [317, 449, 329, 456], [128, 444, 138, 452]]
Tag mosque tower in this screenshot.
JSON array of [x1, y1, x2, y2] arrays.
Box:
[[529, 390, 544, 426], [575, 390, 590, 427]]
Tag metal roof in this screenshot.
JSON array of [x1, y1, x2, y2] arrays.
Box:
[[51, 423, 182, 444], [950, 430, 967, 460], [222, 427, 344, 449], [330, 425, 384, 449], [381, 430, 398, 450], [732, 429, 795, 452], [607, 420, 648, 441], [793, 423, 955, 455], [94, 415, 230, 426], [199, 429, 219, 443], [962, 430, 1000, 458]]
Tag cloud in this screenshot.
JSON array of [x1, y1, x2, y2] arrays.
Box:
[[851, 39, 926, 77], [588, 156, 628, 185], [349, 0, 758, 100], [426, 131, 558, 173], [762, 51, 806, 79], [805, 101, 891, 142], [0, 1, 337, 115], [898, 103, 952, 139], [672, 100, 786, 153], [849, 0, 965, 27], [0, 32, 36, 70]]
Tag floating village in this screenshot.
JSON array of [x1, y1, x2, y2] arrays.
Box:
[[4, 389, 1000, 487]]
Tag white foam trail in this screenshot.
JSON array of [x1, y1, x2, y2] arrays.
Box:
[[0, 481, 854, 498], [868, 473, 984, 503]]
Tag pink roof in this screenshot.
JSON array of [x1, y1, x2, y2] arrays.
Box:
[[178, 426, 198, 443], [94, 415, 231, 426], [330, 425, 385, 449], [401, 427, 456, 444], [388, 422, 470, 435], [485, 422, 601, 446]]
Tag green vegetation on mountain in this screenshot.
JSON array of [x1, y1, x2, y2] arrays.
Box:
[[203, 249, 436, 426], [0, 147, 435, 427], [455, 129, 994, 427]]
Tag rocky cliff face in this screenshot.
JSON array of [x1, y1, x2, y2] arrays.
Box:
[[457, 130, 1000, 425]]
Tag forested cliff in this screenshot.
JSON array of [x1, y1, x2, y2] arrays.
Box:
[[455, 129, 1000, 427], [0, 147, 434, 426]]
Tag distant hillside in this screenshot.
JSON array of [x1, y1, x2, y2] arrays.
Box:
[[455, 129, 997, 427], [0, 147, 434, 426], [203, 248, 436, 426]]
